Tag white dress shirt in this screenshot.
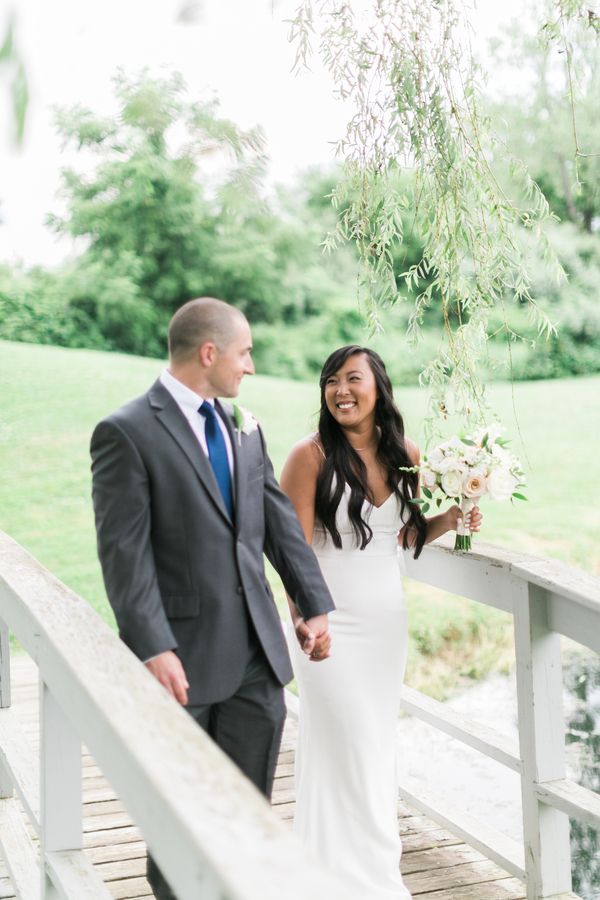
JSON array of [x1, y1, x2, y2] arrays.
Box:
[[159, 368, 234, 475]]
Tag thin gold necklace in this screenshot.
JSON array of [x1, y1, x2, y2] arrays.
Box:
[[351, 439, 378, 452]]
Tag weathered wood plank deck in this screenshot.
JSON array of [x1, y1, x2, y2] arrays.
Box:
[[1, 656, 527, 899]]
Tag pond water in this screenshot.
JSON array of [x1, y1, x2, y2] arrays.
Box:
[[566, 654, 600, 898], [397, 650, 599, 898]]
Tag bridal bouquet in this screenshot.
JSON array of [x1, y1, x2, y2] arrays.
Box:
[[416, 425, 526, 551]]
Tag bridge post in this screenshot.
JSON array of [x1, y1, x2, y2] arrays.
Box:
[[513, 581, 572, 898], [40, 680, 82, 898], [0, 617, 10, 710], [0, 618, 11, 798]]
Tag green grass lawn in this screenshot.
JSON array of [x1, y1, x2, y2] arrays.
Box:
[[2, 340, 599, 695]]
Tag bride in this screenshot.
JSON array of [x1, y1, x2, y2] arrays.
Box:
[[280, 345, 482, 898]]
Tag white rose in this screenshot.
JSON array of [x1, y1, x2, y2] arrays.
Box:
[[462, 446, 480, 466], [437, 455, 464, 474], [487, 467, 518, 502], [426, 448, 444, 471], [491, 443, 510, 464], [441, 469, 463, 498], [421, 467, 437, 489]]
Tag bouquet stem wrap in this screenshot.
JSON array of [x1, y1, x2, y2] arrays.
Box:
[[455, 498, 475, 551]]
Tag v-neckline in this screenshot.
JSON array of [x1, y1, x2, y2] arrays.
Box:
[[368, 492, 394, 511], [343, 482, 394, 511]]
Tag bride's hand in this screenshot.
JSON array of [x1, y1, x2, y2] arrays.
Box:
[[446, 504, 483, 533], [309, 631, 332, 661], [294, 616, 332, 661]]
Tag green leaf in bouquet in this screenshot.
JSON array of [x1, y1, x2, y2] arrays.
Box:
[[422, 487, 433, 499], [421, 502, 430, 513], [512, 493, 528, 501]]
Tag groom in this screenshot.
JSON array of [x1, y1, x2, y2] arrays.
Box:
[[91, 297, 334, 899]]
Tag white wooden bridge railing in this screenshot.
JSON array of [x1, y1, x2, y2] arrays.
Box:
[[1, 530, 599, 900], [398, 537, 600, 900], [0, 531, 361, 900]]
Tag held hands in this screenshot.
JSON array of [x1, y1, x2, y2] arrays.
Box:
[[294, 613, 331, 662], [145, 650, 190, 705], [446, 504, 483, 534]]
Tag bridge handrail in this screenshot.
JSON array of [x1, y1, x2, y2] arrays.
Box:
[[398, 536, 600, 899], [0, 531, 357, 900], [2, 528, 599, 899]]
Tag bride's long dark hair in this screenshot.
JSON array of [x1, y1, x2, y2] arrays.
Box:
[[315, 345, 427, 558]]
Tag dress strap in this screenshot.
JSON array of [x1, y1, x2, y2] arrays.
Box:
[[310, 437, 327, 461]]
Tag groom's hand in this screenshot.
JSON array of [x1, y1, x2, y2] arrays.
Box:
[[145, 650, 190, 705], [299, 614, 331, 661]]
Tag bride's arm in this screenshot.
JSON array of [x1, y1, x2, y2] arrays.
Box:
[[280, 438, 331, 659], [398, 438, 482, 546], [280, 437, 321, 544]]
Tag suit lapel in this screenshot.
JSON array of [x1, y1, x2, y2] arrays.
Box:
[[148, 381, 233, 527], [216, 400, 245, 534]]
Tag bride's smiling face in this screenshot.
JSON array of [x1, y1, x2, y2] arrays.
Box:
[[324, 353, 378, 428]]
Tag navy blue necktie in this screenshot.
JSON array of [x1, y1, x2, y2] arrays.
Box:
[[199, 401, 234, 519]]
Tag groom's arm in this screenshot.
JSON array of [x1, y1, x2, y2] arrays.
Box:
[[259, 430, 335, 621], [91, 417, 178, 662]]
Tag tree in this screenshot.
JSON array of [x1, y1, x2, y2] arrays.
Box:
[[289, 0, 598, 430], [48, 70, 267, 352], [45, 71, 358, 356], [489, 13, 600, 234]]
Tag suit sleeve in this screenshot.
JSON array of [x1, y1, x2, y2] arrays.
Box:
[[259, 429, 335, 620], [90, 418, 177, 661]]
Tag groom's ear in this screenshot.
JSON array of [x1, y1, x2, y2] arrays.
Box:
[[198, 341, 218, 368]]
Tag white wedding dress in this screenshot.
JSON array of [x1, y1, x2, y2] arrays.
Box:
[[290, 484, 411, 898]]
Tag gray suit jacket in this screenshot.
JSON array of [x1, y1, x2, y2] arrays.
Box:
[[91, 379, 334, 704]]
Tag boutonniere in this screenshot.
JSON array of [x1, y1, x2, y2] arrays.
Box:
[[232, 404, 259, 446]]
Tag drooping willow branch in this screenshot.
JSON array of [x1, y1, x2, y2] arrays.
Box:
[[289, 0, 571, 434], [0, 13, 29, 146], [541, 0, 600, 182]]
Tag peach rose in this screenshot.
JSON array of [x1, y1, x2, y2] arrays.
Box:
[[463, 472, 487, 498]]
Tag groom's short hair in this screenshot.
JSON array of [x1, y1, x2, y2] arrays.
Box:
[[168, 297, 246, 362]]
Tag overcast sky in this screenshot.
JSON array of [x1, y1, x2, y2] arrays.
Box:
[[0, 0, 520, 266]]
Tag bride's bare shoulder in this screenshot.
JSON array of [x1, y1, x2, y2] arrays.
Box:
[[284, 433, 325, 473], [404, 436, 421, 466]]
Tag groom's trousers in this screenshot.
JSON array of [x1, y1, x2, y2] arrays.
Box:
[[147, 642, 286, 900]]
